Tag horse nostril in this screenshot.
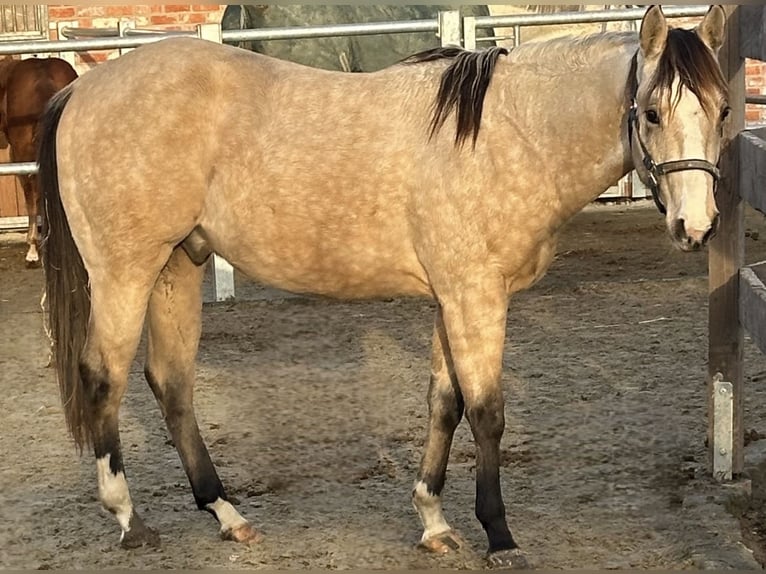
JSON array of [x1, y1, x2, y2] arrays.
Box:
[[705, 213, 721, 243], [673, 218, 686, 242]]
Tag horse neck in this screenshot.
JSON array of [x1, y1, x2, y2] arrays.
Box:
[[492, 35, 637, 220]]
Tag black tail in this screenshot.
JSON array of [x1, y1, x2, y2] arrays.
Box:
[[39, 84, 91, 451]]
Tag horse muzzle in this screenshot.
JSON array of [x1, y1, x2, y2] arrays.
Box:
[[671, 213, 720, 251]]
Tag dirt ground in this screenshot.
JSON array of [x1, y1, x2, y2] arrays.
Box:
[[4, 201, 766, 570]]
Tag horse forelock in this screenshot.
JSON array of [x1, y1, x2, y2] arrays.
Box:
[[648, 28, 728, 114], [404, 46, 509, 148]]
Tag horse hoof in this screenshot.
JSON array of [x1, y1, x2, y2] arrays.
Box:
[[487, 548, 530, 569], [120, 521, 160, 549], [418, 530, 464, 554], [222, 523, 262, 544]]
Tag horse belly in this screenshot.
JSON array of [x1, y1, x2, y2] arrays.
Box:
[[199, 213, 432, 300]]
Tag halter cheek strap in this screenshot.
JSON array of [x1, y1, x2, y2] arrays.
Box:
[[627, 54, 721, 216]]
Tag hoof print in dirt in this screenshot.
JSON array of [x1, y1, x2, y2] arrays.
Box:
[[222, 523, 262, 544], [418, 530, 464, 554], [486, 548, 530, 569], [120, 525, 161, 550]]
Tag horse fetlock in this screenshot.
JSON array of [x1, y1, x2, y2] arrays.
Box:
[[24, 243, 39, 265], [96, 455, 133, 530], [221, 522, 262, 544], [418, 529, 464, 554], [412, 481, 453, 545], [207, 497, 257, 543]]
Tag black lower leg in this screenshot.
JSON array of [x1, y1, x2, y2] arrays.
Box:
[[82, 362, 159, 548], [146, 369, 228, 514], [418, 374, 464, 496], [468, 399, 517, 553]]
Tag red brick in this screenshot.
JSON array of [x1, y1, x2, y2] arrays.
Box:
[[49, 6, 76, 19], [105, 6, 140, 18], [74, 7, 106, 18], [746, 108, 762, 123], [188, 13, 211, 24], [149, 14, 185, 25], [162, 5, 193, 12]]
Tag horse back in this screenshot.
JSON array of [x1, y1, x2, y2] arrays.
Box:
[[50, 37, 443, 298]]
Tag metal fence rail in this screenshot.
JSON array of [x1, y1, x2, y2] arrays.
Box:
[[59, 19, 441, 44], [463, 5, 710, 48]]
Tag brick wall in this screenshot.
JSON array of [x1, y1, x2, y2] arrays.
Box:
[[747, 59, 766, 126], [47, 5, 226, 71]]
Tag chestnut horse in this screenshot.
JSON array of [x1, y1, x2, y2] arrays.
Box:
[[0, 56, 77, 266], [38, 6, 727, 567]]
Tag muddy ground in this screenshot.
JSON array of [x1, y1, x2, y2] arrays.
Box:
[[4, 201, 766, 570]]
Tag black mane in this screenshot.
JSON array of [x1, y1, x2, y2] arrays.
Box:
[[404, 46, 509, 148]]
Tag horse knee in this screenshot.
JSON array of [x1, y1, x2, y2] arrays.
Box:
[[79, 361, 112, 410], [466, 395, 505, 443], [428, 377, 464, 431]]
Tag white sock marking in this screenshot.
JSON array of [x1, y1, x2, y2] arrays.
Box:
[[412, 480, 452, 541], [207, 497, 249, 534], [96, 455, 133, 539], [25, 243, 39, 263]]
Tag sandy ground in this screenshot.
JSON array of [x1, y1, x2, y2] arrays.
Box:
[[3, 201, 766, 570]]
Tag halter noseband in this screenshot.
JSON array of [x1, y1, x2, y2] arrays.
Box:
[[627, 53, 720, 216]]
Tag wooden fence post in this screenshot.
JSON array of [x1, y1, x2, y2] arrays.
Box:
[[708, 5, 745, 478]]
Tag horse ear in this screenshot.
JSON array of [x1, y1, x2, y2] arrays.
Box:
[[639, 5, 668, 60], [697, 5, 726, 53]]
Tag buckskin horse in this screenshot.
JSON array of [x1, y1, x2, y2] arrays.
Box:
[[38, 5, 727, 568], [0, 56, 77, 266]]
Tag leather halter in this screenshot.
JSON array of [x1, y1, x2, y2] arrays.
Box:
[[627, 53, 720, 215]]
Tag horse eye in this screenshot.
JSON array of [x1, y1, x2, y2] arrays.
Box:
[[645, 110, 660, 125], [721, 106, 732, 121]]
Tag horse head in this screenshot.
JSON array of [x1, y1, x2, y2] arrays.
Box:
[[631, 5, 728, 251]]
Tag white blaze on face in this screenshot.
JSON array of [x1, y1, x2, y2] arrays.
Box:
[[665, 83, 719, 234], [96, 455, 133, 538], [206, 497, 249, 535], [412, 480, 451, 541]]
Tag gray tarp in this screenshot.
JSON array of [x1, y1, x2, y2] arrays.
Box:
[[221, 5, 493, 72]]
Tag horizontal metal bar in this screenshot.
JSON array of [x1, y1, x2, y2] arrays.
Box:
[[0, 33, 193, 55], [0, 19, 438, 55], [60, 26, 119, 39], [0, 216, 28, 231], [0, 162, 37, 176], [126, 28, 189, 37], [472, 6, 710, 30], [747, 95, 766, 106], [221, 19, 437, 43], [61, 26, 189, 39]]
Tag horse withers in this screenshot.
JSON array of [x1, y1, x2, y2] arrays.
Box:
[[0, 56, 77, 266], [38, 5, 728, 568]]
